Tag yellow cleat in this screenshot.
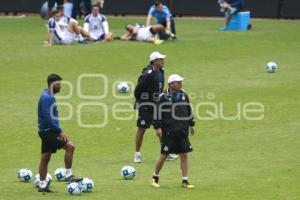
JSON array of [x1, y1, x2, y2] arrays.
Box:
[[151, 177, 160, 188], [182, 182, 195, 189], [151, 182, 160, 188], [154, 39, 163, 45]]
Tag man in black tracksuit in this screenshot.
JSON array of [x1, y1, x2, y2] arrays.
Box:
[[133, 52, 166, 163], [151, 74, 196, 189]]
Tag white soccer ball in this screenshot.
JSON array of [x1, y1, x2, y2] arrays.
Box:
[[81, 178, 94, 192], [121, 166, 136, 180], [54, 168, 66, 181], [266, 62, 278, 73], [117, 81, 129, 93], [18, 168, 33, 182], [34, 173, 52, 188], [67, 182, 82, 195]]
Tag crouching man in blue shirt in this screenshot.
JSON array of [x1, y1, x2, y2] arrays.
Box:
[[37, 74, 81, 193], [146, 1, 177, 40]]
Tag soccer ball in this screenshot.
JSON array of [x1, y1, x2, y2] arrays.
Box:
[[120, 166, 136, 180], [54, 168, 66, 181], [81, 178, 94, 192], [266, 62, 278, 73], [18, 168, 33, 182], [67, 182, 82, 195], [117, 81, 129, 93], [33, 173, 52, 188]]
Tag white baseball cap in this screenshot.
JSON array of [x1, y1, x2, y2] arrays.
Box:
[[168, 74, 184, 84], [149, 51, 166, 61]]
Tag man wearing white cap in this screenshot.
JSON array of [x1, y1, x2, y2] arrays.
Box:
[[133, 52, 166, 163], [151, 74, 196, 189]]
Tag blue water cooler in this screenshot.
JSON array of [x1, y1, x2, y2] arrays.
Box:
[[227, 11, 251, 31]]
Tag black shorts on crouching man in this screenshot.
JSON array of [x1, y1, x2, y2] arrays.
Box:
[[38, 131, 67, 154]]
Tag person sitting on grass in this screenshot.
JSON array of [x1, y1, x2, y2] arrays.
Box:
[[83, 4, 112, 42], [45, 10, 95, 46], [218, 0, 246, 31]]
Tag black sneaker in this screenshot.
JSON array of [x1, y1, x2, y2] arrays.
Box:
[[38, 187, 55, 193], [64, 175, 83, 182]]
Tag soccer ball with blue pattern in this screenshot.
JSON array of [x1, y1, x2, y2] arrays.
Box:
[[266, 62, 278, 73], [18, 168, 33, 182], [121, 166, 136, 180], [54, 168, 66, 181], [33, 173, 52, 188], [117, 81, 129, 93], [67, 182, 82, 195], [81, 178, 94, 192]]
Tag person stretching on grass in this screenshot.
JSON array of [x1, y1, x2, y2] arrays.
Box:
[[119, 23, 166, 45]]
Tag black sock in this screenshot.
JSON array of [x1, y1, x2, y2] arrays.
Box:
[[152, 175, 159, 183], [182, 179, 189, 184]]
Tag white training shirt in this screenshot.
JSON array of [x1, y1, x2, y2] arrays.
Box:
[[48, 17, 66, 43], [136, 26, 154, 41], [48, 16, 77, 44], [84, 13, 109, 39]]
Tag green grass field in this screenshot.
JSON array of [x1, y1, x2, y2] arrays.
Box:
[[0, 16, 300, 200]]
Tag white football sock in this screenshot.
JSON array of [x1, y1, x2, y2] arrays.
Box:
[[135, 152, 141, 156], [77, 34, 84, 42], [65, 169, 72, 178], [182, 177, 189, 181]]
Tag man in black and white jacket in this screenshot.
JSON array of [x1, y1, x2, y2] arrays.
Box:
[[133, 52, 166, 163], [151, 74, 196, 189]]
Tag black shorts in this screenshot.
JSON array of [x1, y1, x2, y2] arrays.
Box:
[[149, 27, 155, 35], [161, 133, 193, 155], [39, 131, 67, 154], [137, 105, 154, 129], [97, 33, 105, 41]]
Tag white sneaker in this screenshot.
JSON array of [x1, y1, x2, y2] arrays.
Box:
[[166, 154, 179, 161], [134, 154, 142, 163]]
